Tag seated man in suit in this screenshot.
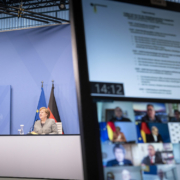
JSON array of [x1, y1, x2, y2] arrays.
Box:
[[109, 107, 131, 122], [146, 126, 163, 143], [106, 144, 133, 166], [113, 126, 127, 142], [169, 110, 180, 122], [141, 104, 162, 123], [141, 144, 164, 165]]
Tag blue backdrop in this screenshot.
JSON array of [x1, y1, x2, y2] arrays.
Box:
[[136, 122, 170, 143], [0, 24, 80, 134], [114, 122, 138, 143], [148, 123, 170, 143], [0, 86, 11, 134]]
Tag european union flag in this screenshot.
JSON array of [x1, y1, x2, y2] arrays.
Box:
[[136, 121, 144, 143], [99, 122, 109, 142], [32, 87, 47, 130], [143, 165, 157, 175]]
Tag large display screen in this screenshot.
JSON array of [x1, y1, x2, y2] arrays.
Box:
[[82, 0, 180, 100], [0, 24, 80, 135], [78, 0, 180, 179]]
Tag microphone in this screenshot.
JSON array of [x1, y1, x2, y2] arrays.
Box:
[[28, 125, 34, 134]]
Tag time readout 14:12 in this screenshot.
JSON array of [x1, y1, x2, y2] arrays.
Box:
[[90, 82, 124, 95]]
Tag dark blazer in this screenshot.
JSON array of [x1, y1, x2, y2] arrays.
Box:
[[34, 118, 58, 134], [141, 115, 162, 123], [109, 117, 131, 122], [169, 117, 180, 122], [146, 134, 163, 143], [106, 159, 133, 167], [141, 152, 164, 165]]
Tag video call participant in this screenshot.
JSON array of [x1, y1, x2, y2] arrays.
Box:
[[141, 145, 164, 165], [121, 169, 136, 180], [109, 107, 131, 122], [141, 104, 162, 123], [106, 144, 133, 166], [146, 126, 163, 143], [107, 172, 115, 180], [33, 107, 58, 134], [113, 126, 127, 143], [169, 109, 180, 122]]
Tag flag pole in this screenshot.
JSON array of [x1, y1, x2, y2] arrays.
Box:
[[41, 81, 44, 88], [52, 80, 54, 88]]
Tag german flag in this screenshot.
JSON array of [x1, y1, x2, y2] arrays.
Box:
[[107, 122, 116, 141], [141, 122, 150, 142], [48, 82, 63, 134]]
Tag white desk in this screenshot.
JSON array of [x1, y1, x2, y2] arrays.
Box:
[[0, 135, 83, 179]]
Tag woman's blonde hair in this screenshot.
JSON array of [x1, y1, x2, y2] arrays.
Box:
[[39, 107, 50, 118]]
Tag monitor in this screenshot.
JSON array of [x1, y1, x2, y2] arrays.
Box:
[[70, 0, 180, 180]]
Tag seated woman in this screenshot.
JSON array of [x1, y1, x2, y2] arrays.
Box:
[[33, 107, 58, 134], [113, 126, 127, 142]]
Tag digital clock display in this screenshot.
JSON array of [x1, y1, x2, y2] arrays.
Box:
[[91, 82, 124, 95]]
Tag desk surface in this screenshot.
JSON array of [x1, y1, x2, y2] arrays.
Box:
[[0, 135, 83, 180]]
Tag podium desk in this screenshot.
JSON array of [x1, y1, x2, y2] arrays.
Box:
[[0, 135, 83, 180]]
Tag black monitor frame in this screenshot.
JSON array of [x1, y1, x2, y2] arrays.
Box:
[[70, 0, 180, 179]]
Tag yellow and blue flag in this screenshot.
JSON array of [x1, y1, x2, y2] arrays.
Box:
[[99, 122, 109, 142], [136, 121, 144, 143], [32, 87, 47, 129], [143, 165, 157, 174]]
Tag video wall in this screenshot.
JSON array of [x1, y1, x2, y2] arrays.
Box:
[[79, 0, 180, 178], [98, 100, 180, 180], [0, 24, 80, 135]]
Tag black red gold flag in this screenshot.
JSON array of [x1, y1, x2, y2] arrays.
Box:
[[48, 83, 63, 133]]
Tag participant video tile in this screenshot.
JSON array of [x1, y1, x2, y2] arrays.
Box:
[[104, 166, 142, 180], [100, 122, 137, 143], [136, 122, 170, 143]]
